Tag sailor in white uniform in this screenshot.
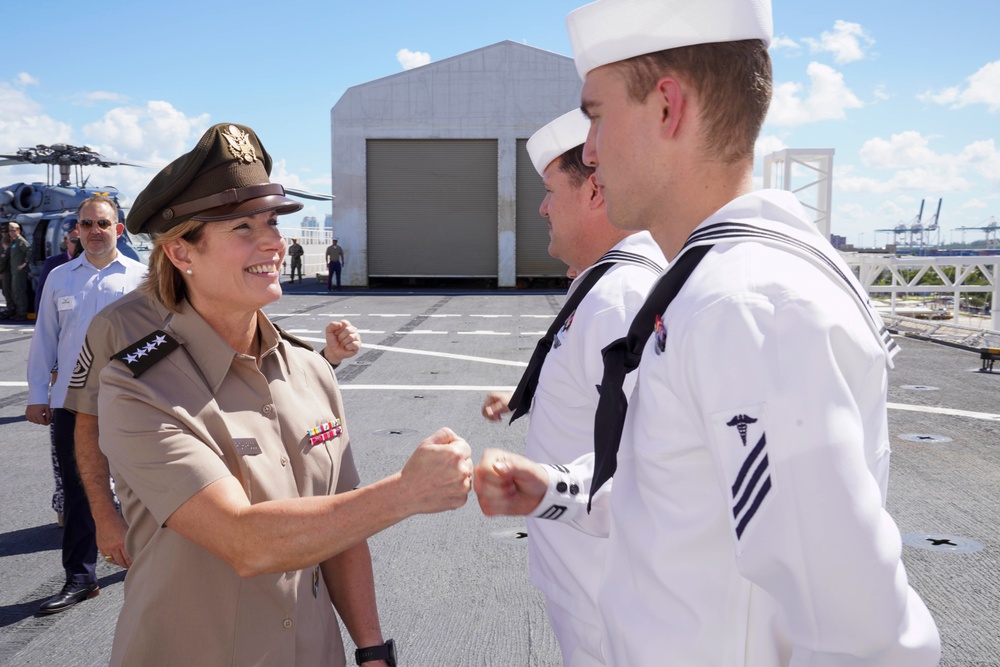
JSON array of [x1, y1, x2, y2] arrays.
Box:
[[474, 0, 941, 664], [476, 109, 664, 666]]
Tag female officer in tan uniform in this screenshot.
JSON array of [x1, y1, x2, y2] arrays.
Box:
[[84, 124, 472, 666]]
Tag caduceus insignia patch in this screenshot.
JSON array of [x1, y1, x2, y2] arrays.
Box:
[[726, 414, 758, 446], [713, 406, 772, 547]]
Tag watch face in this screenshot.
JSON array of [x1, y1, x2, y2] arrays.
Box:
[[386, 638, 397, 666]]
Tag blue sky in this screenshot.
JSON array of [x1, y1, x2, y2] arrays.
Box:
[[3, 0, 998, 248]]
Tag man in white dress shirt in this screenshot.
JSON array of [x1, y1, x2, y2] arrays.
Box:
[[474, 0, 941, 664], [26, 195, 147, 614], [477, 109, 664, 666]]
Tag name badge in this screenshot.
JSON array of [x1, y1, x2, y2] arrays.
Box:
[[233, 438, 262, 456], [57, 295, 76, 311]]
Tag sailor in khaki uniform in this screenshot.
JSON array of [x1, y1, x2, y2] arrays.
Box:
[[86, 123, 471, 667]]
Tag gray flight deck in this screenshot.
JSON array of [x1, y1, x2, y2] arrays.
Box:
[[1, 286, 997, 666]]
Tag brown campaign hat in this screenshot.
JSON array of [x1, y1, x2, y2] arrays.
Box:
[[126, 123, 303, 234]]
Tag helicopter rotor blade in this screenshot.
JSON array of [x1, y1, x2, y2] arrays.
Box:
[[285, 187, 335, 201], [97, 160, 145, 168]]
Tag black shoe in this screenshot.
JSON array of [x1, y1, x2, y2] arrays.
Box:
[[38, 582, 99, 615]]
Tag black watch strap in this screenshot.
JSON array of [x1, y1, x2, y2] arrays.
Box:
[[355, 638, 395, 666]]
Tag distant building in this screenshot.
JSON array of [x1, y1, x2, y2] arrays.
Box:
[[830, 234, 847, 249], [330, 40, 582, 287], [300, 216, 319, 244]]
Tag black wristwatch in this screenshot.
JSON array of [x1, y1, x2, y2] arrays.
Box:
[[355, 638, 396, 666]]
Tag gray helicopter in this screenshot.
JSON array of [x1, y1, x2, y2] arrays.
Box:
[[1, 143, 332, 316], [0, 143, 149, 276]]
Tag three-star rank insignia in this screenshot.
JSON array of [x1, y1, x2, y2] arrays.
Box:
[[111, 330, 180, 378], [653, 314, 667, 355]]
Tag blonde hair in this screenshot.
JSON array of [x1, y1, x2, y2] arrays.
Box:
[[139, 219, 206, 312]]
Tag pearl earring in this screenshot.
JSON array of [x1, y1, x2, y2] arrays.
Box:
[[185, 269, 193, 275]]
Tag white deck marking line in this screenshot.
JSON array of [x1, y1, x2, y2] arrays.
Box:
[[887, 402, 1000, 422], [298, 338, 528, 367], [428, 314, 461, 317], [521, 315, 552, 318], [1, 381, 29, 387], [317, 313, 361, 317], [457, 331, 511, 336], [395, 330, 448, 335], [520, 331, 547, 336], [471, 314, 512, 318], [342, 385, 518, 391], [369, 313, 411, 317]]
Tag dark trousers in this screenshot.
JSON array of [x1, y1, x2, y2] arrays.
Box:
[[52, 409, 97, 585], [290, 259, 303, 283], [0, 272, 12, 311], [327, 261, 342, 289], [11, 269, 30, 316]]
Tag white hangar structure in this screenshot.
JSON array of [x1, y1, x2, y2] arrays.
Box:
[[330, 41, 583, 287]]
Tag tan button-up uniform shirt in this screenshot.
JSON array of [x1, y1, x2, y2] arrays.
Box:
[[91, 294, 358, 667]]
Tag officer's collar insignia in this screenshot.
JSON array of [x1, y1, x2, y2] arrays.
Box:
[[222, 124, 257, 164], [726, 414, 758, 446], [307, 418, 343, 446], [653, 314, 667, 355], [112, 330, 179, 378]]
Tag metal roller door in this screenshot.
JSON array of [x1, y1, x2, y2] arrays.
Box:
[[515, 139, 566, 277], [367, 139, 498, 277]]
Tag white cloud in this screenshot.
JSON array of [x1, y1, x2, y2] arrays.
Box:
[[16, 72, 39, 86], [837, 166, 970, 195], [0, 82, 73, 150], [769, 35, 800, 54], [74, 91, 131, 106], [82, 101, 210, 166], [833, 131, 1000, 195], [766, 62, 863, 127], [803, 20, 874, 64], [962, 198, 988, 210], [397, 48, 431, 70], [872, 84, 890, 102], [859, 133, 1000, 185], [959, 138, 1000, 182], [859, 131, 940, 169], [754, 134, 788, 162], [71, 102, 211, 206], [920, 60, 1000, 112]]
